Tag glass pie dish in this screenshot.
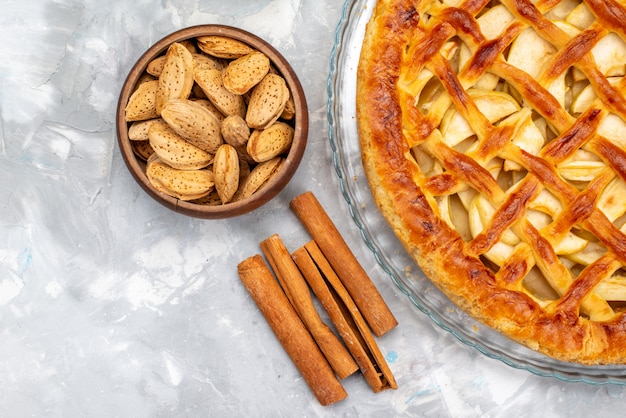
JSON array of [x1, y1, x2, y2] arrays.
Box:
[[326, 0, 626, 385]]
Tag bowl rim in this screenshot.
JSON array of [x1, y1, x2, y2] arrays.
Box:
[[116, 24, 308, 219]]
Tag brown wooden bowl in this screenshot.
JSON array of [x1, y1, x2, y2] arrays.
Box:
[[116, 25, 308, 219]]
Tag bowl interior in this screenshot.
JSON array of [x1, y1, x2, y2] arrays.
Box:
[[116, 25, 308, 219]]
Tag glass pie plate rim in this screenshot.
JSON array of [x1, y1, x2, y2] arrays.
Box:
[[326, 0, 626, 385]]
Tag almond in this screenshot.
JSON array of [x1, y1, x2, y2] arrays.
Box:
[[125, 79, 159, 122], [213, 144, 240, 204], [131, 140, 154, 161], [148, 122, 213, 170], [245, 73, 290, 129], [156, 42, 195, 114], [145, 39, 196, 77], [192, 98, 226, 121], [196, 35, 256, 59], [280, 95, 296, 120], [223, 51, 271, 95], [247, 122, 294, 162], [161, 99, 223, 154], [194, 67, 247, 118], [147, 157, 215, 201], [221, 115, 250, 147], [178, 39, 198, 55], [146, 56, 166, 77], [134, 73, 157, 91], [193, 53, 226, 72], [191, 189, 222, 206], [233, 156, 284, 201], [128, 118, 167, 141]]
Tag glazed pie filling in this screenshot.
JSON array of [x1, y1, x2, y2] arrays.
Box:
[[397, 0, 626, 321]]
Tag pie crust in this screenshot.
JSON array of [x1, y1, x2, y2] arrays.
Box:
[[357, 0, 626, 363]]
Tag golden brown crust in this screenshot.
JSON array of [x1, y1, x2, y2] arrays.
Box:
[[357, 0, 626, 363]]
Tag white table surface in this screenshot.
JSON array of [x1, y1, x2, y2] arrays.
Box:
[[1, 0, 625, 416]]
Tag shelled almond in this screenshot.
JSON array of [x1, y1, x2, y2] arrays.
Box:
[[156, 42, 195, 114], [213, 144, 240, 204], [146, 155, 215, 201], [124, 37, 297, 205], [160, 99, 223, 154]]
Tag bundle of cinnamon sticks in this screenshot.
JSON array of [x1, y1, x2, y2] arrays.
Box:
[[237, 191, 398, 406]]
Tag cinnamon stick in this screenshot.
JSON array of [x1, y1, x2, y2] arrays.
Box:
[[260, 234, 358, 380], [237, 255, 347, 406], [290, 191, 397, 337], [293, 241, 397, 392]]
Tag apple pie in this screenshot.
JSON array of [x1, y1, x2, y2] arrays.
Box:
[[356, 0, 626, 363]]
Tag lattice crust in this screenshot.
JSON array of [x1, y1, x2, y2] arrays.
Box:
[[357, 0, 626, 363]]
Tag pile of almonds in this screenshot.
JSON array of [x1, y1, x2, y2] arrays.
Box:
[[124, 35, 297, 204]]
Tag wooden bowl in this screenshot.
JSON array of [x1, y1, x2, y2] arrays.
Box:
[[116, 25, 308, 219]]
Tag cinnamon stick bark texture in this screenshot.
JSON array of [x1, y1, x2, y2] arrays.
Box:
[[290, 191, 398, 337], [237, 254, 347, 406], [293, 241, 397, 392], [260, 234, 358, 380]]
